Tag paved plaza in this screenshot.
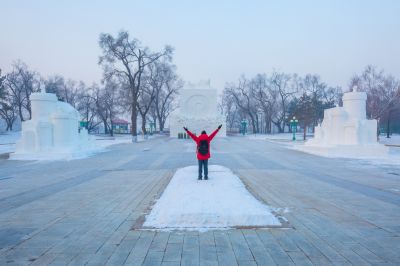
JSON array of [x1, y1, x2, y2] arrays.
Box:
[[0, 136, 399, 265]]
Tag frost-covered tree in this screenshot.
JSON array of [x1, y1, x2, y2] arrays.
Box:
[[350, 66, 400, 137], [5, 61, 40, 121], [99, 31, 173, 137], [0, 69, 18, 131]]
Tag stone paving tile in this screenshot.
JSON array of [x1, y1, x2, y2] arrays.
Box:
[[228, 230, 254, 262], [163, 243, 182, 262], [181, 233, 199, 266], [242, 229, 275, 265], [214, 231, 237, 266]]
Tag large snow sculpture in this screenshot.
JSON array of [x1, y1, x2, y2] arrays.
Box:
[[303, 86, 388, 157], [169, 84, 226, 137], [11, 90, 94, 160]]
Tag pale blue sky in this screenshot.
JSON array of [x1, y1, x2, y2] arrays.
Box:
[[1, 0, 399, 90]]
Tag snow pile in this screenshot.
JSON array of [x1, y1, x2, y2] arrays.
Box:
[[143, 165, 281, 231]]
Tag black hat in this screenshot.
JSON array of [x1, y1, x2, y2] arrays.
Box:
[[201, 130, 207, 134]]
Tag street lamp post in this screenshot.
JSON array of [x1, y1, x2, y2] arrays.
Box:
[[149, 121, 155, 136], [241, 119, 248, 136], [290, 116, 298, 141]]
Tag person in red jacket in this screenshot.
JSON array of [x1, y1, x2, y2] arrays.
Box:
[[184, 125, 222, 180]]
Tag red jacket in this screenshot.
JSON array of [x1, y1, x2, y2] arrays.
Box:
[[186, 128, 220, 160]]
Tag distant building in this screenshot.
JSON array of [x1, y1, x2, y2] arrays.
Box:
[[112, 119, 130, 134]]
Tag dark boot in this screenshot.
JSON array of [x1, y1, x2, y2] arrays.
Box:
[[198, 176, 202, 180], [204, 176, 208, 180]]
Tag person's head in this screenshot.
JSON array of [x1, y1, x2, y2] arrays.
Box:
[[201, 130, 207, 135]]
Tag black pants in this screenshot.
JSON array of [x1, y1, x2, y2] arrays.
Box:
[[198, 159, 208, 179]]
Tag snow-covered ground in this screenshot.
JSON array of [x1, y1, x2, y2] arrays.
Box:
[[245, 132, 304, 140], [0, 131, 20, 154], [379, 134, 400, 146], [143, 165, 281, 231], [0, 131, 161, 159], [245, 133, 400, 165], [245, 132, 400, 145]]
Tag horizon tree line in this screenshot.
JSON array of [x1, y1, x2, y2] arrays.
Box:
[[221, 66, 400, 139], [1, 31, 399, 138]]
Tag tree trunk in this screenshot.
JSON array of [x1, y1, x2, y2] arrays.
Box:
[[255, 114, 260, 134], [18, 105, 24, 122], [153, 117, 157, 132], [386, 116, 390, 138], [159, 119, 165, 132], [141, 113, 147, 134], [278, 123, 284, 133], [6, 120, 12, 131], [131, 102, 137, 137], [248, 113, 256, 134], [110, 122, 114, 137], [303, 125, 307, 140], [103, 120, 108, 134]]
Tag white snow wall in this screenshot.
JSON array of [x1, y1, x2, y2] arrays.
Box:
[[170, 86, 226, 137]]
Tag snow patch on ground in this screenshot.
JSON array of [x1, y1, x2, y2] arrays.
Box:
[[245, 132, 309, 141], [143, 165, 281, 231], [0, 131, 20, 154], [245, 133, 400, 165], [0, 131, 162, 160], [379, 134, 400, 146], [289, 135, 400, 165]]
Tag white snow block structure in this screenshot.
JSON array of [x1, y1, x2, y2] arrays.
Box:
[[11, 90, 95, 160], [301, 86, 388, 157], [169, 84, 226, 137]]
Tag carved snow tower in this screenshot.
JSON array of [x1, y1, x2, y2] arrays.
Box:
[[11, 90, 94, 160], [169, 83, 226, 137], [304, 86, 388, 156]]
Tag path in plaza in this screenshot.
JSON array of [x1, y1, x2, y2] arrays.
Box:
[[0, 136, 399, 265]]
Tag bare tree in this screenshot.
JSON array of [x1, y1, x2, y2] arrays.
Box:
[[0, 69, 5, 100], [224, 76, 259, 133], [99, 31, 173, 139], [137, 73, 156, 134], [89, 82, 120, 136], [350, 66, 400, 137], [223, 72, 342, 135], [45, 76, 83, 108], [5, 61, 40, 121], [102, 80, 120, 136], [221, 89, 238, 132], [150, 61, 181, 132], [76, 86, 100, 133], [0, 69, 18, 131], [269, 72, 297, 133], [251, 74, 275, 133]]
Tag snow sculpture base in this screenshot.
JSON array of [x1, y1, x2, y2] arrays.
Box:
[[170, 85, 226, 137], [301, 88, 388, 158], [11, 91, 96, 160], [296, 143, 388, 158], [143, 165, 281, 231]]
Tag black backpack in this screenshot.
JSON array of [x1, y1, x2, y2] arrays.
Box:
[[198, 140, 209, 155]]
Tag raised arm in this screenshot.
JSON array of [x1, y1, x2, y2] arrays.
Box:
[[184, 127, 198, 142], [209, 125, 222, 141]]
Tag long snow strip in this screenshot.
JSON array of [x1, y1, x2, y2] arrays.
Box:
[[143, 165, 281, 231]]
